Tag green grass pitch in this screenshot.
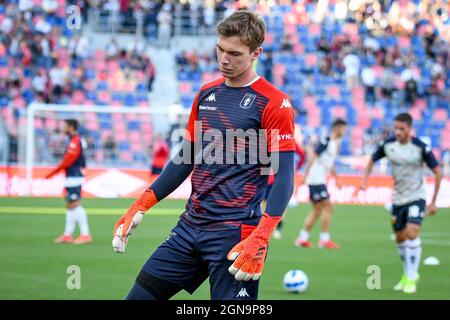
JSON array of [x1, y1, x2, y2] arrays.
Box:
[[0, 197, 449, 300]]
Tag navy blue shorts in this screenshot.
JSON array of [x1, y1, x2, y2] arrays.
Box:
[[140, 218, 260, 300], [391, 199, 426, 231], [308, 184, 329, 203], [65, 186, 81, 203]]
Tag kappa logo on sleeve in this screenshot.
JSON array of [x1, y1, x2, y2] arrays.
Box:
[[280, 98, 292, 109]]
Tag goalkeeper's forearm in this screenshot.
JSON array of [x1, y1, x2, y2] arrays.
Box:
[[264, 152, 295, 218]]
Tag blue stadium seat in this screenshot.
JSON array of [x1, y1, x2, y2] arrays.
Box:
[[0, 96, 9, 108], [100, 121, 112, 130], [119, 141, 130, 151], [127, 121, 140, 130], [124, 94, 136, 106], [134, 153, 145, 162], [0, 57, 7, 66], [97, 82, 109, 90], [112, 92, 123, 101], [86, 91, 97, 101]]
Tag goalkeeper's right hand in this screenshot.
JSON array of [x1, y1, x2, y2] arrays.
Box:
[[112, 189, 158, 254]]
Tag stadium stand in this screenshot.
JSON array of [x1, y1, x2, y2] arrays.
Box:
[[176, 0, 449, 160], [1, 0, 449, 169]]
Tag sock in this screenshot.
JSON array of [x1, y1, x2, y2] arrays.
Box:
[[405, 238, 421, 280], [320, 232, 330, 242], [74, 206, 90, 236], [64, 208, 77, 236], [299, 229, 309, 241], [276, 220, 283, 231], [396, 241, 407, 275]]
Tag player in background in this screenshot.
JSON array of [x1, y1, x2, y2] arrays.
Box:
[[112, 11, 295, 300], [46, 119, 92, 244], [262, 142, 306, 239], [295, 119, 347, 249], [150, 134, 170, 179], [361, 113, 442, 294]]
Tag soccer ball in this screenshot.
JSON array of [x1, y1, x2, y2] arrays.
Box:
[[283, 270, 308, 293]]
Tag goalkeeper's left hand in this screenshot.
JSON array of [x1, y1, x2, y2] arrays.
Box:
[[112, 189, 158, 254], [227, 213, 280, 281]]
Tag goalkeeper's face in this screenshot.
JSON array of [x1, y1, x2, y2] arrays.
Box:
[[216, 35, 261, 80]]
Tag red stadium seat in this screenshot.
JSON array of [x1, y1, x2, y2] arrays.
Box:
[[434, 109, 448, 122], [94, 50, 106, 61], [72, 90, 86, 104], [308, 23, 321, 36], [0, 67, 8, 78], [126, 113, 138, 121], [95, 151, 104, 162], [97, 91, 111, 104], [119, 152, 133, 162], [86, 121, 99, 131], [179, 82, 192, 94], [293, 43, 304, 54], [332, 106, 346, 118], [327, 85, 340, 98], [264, 33, 274, 45], [131, 142, 143, 152], [370, 106, 384, 119], [305, 54, 318, 67], [129, 131, 141, 142], [409, 108, 422, 121], [303, 96, 316, 109], [399, 36, 411, 49], [34, 118, 44, 129]]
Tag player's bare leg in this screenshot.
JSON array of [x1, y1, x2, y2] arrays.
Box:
[[318, 200, 340, 249], [295, 202, 321, 248]]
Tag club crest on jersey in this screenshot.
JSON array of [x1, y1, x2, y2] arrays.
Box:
[[239, 93, 256, 109]]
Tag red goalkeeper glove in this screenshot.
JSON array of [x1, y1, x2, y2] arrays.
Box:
[[112, 189, 158, 253], [227, 213, 281, 281]]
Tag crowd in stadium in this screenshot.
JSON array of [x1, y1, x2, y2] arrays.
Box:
[[176, 0, 449, 161]]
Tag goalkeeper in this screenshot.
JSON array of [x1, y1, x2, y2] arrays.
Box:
[[113, 10, 295, 300]]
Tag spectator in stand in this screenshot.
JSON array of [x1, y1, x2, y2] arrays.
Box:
[[157, 3, 173, 49], [280, 34, 293, 52], [48, 128, 66, 160], [361, 65, 377, 106], [105, 37, 120, 60], [103, 135, 118, 161], [380, 67, 395, 100], [342, 50, 360, 89], [401, 67, 419, 107], [145, 55, 156, 92], [32, 68, 48, 99], [49, 61, 68, 102], [85, 136, 97, 161]]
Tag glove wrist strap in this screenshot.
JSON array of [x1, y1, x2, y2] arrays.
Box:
[[134, 189, 158, 212], [252, 213, 281, 241]]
